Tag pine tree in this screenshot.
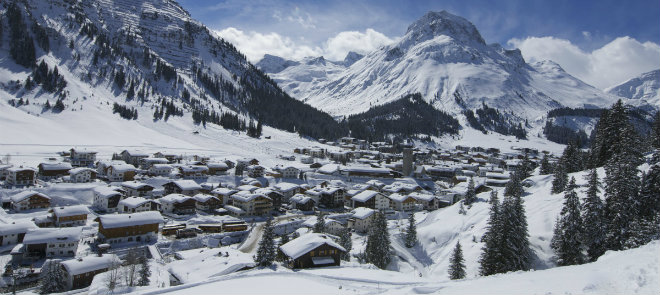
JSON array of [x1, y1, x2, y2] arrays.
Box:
[[464, 177, 476, 206], [540, 153, 552, 175], [638, 151, 660, 219], [504, 171, 523, 199], [551, 177, 585, 266], [582, 169, 606, 262], [313, 212, 325, 233], [499, 183, 531, 272], [254, 218, 276, 267], [651, 112, 660, 149], [40, 259, 67, 294], [137, 256, 151, 286], [404, 213, 417, 248], [551, 161, 568, 194], [479, 190, 502, 276], [448, 241, 466, 280], [338, 228, 352, 261], [365, 212, 391, 269], [275, 234, 290, 262]]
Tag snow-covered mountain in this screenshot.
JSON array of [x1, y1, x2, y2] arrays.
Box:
[[0, 0, 342, 140], [258, 11, 621, 120], [606, 69, 660, 106]]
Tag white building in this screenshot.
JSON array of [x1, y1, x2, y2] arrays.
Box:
[[69, 148, 97, 167], [0, 221, 38, 246], [10, 190, 50, 211], [22, 227, 82, 258], [118, 197, 155, 213], [5, 167, 36, 188], [387, 193, 417, 212], [348, 207, 376, 233], [351, 190, 390, 210], [148, 164, 173, 176], [273, 166, 300, 179], [121, 181, 154, 198], [92, 186, 125, 213], [106, 164, 136, 182], [66, 167, 97, 183], [246, 165, 265, 178]]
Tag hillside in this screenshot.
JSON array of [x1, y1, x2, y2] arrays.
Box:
[[606, 69, 660, 107]]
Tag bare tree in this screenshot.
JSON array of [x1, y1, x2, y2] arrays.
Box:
[[123, 248, 140, 287]]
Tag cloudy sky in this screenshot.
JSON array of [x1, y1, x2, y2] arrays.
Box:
[[177, 0, 660, 89]]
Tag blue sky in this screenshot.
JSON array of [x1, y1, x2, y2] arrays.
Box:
[[177, 0, 660, 88]]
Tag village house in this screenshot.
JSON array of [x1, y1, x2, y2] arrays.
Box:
[[178, 165, 209, 179], [323, 219, 346, 235], [347, 207, 376, 233], [159, 194, 196, 215], [106, 163, 137, 182], [60, 254, 119, 290], [192, 193, 222, 211], [69, 148, 97, 167], [0, 163, 13, 181], [408, 192, 437, 210], [92, 186, 125, 213], [236, 158, 259, 171], [148, 164, 173, 176], [300, 155, 314, 164], [230, 191, 273, 216], [279, 233, 345, 269], [38, 162, 73, 180], [210, 187, 238, 205], [52, 205, 89, 227], [0, 221, 38, 246], [5, 167, 36, 188], [121, 181, 154, 198], [163, 180, 203, 196], [96, 211, 163, 244], [120, 150, 150, 167], [290, 194, 316, 211], [387, 193, 418, 211], [255, 188, 285, 209], [153, 152, 182, 163], [10, 191, 51, 211], [273, 182, 303, 201], [246, 165, 265, 178], [341, 166, 393, 178], [272, 165, 301, 179], [139, 157, 169, 170], [351, 190, 390, 210], [206, 162, 230, 175], [118, 197, 158, 213], [95, 160, 126, 176], [66, 167, 97, 183], [17, 227, 82, 261], [319, 187, 345, 209]]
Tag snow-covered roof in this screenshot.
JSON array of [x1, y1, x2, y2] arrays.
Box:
[[118, 197, 150, 208], [352, 207, 376, 220], [387, 193, 413, 203], [180, 165, 209, 172], [166, 180, 202, 190], [7, 167, 36, 173], [61, 254, 119, 276], [231, 191, 270, 202], [192, 193, 218, 202], [53, 205, 89, 217], [211, 187, 238, 196], [142, 157, 169, 164], [342, 166, 391, 174], [290, 194, 314, 204], [68, 167, 95, 175], [152, 164, 173, 169], [273, 182, 300, 192], [109, 164, 136, 172], [93, 186, 124, 198], [318, 164, 339, 174], [23, 227, 82, 244], [122, 150, 150, 157], [365, 180, 385, 188], [10, 190, 50, 202], [224, 205, 245, 215], [279, 233, 345, 260], [98, 211, 163, 229], [160, 194, 192, 204], [0, 221, 38, 236], [39, 162, 73, 170], [206, 162, 229, 169], [408, 192, 435, 202], [351, 190, 380, 202], [121, 181, 154, 190], [237, 185, 258, 192]]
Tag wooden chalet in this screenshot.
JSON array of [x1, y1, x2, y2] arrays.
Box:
[[279, 233, 345, 269], [96, 211, 163, 244], [10, 191, 50, 211], [51, 205, 89, 227], [60, 254, 118, 290], [5, 167, 36, 188]]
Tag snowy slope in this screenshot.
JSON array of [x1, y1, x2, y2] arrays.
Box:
[[606, 69, 660, 106], [259, 11, 621, 120]]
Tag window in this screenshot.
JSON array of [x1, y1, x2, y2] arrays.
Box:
[[319, 250, 325, 255], [310, 251, 315, 257]]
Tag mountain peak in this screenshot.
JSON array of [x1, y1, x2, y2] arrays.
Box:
[[343, 51, 364, 66], [404, 11, 485, 46]]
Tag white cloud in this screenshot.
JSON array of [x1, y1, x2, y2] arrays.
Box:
[[508, 36, 660, 89], [216, 27, 397, 63]]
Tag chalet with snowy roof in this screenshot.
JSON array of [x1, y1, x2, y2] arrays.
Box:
[[178, 165, 209, 179], [348, 207, 376, 233], [0, 163, 13, 181], [10, 191, 50, 211], [317, 164, 340, 176], [52, 205, 89, 227], [93, 186, 125, 213], [365, 180, 385, 190], [96, 211, 163, 244], [272, 165, 301, 179], [409, 192, 437, 210], [18, 227, 81, 260], [106, 163, 137, 182], [121, 181, 154, 198], [273, 182, 303, 200], [290, 194, 316, 211], [351, 190, 389, 210], [0, 221, 37, 246], [68, 148, 97, 167], [255, 188, 284, 209], [300, 155, 314, 164], [160, 194, 196, 215], [61, 254, 119, 290], [323, 219, 346, 235], [38, 162, 73, 180], [163, 180, 202, 196], [138, 157, 169, 170], [279, 233, 345, 269], [230, 191, 272, 216], [236, 158, 259, 171], [66, 167, 97, 183], [148, 163, 173, 176], [192, 193, 222, 211], [120, 150, 150, 167], [95, 160, 125, 176], [211, 187, 238, 205], [246, 165, 265, 178], [5, 167, 36, 188], [153, 152, 182, 163], [207, 162, 230, 175], [387, 193, 417, 211], [318, 187, 345, 209], [341, 166, 393, 178], [119, 197, 159, 213]]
